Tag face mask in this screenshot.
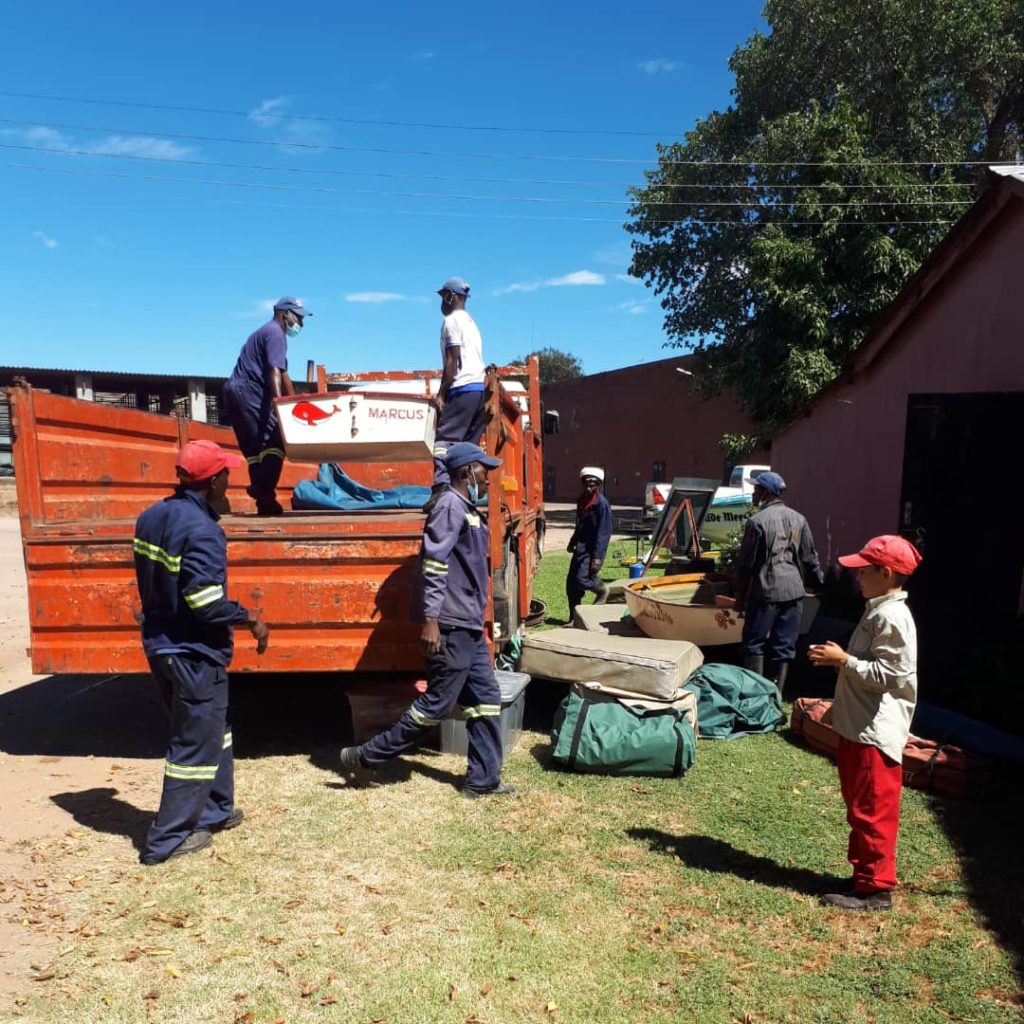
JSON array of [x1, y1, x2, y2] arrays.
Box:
[[286, 321, 302, 338], [467, 468, 485, 503]]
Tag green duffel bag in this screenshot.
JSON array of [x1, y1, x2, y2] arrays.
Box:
[[550, 686, 697, 777]]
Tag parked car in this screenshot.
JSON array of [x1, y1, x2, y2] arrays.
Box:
[[643, 480, 672, 519], [713, 463, 770, 502]]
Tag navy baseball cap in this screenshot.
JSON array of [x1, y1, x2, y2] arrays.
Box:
[[273, 296, 314, 317], [445, 442, 500, 470], [437, 277, 470, 297], [753, 470, 786, 495]]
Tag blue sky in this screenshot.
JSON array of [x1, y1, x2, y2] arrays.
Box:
[[1, 1, 765, 378]]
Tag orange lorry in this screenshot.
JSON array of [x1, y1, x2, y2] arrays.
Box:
[[9, 360, 544, 676]]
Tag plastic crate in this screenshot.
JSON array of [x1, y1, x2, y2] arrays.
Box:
[[347, 678, 428, 744], [439, 670, 530, 760]]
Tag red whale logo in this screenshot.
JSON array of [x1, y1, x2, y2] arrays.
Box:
[[291, 401, 341, 426]]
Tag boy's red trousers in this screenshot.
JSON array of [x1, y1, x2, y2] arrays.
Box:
[[837, 737, 902, 892]]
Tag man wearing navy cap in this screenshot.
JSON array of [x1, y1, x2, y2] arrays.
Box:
[[223, 296, 313, 515], [733, 470, 823, 698], [339, 442, 515, 798], [427, 277, 488, 507]]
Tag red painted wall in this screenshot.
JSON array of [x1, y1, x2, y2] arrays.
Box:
[[772, 199, 1024, 565], [541, 355, 764, 502]]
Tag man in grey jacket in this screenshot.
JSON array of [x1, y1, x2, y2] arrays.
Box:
[[733, 471, 823, 697]]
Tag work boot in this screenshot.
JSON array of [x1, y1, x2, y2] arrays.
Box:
[[140, 830, 212, 866], [209, 808, 245, 833], [822, 890, 893, 912], [743, 654, 765, 677], [421, 484, 446, 515], [338, 746, 375, 787], [771, 661, 791, 700], [593, 582, 609, 606], [462, 782, 517, 800], [255, 498, 284, 516]]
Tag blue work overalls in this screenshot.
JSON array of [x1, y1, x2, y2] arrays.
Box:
[[359, 488, 503, 789], [134, 488, 252, 862]]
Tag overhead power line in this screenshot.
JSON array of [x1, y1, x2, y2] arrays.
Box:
[[0, 155, 975, 208], [0, 139, 977, 191], [0, 89, 671, 139], [0, 117, 1010, 169]]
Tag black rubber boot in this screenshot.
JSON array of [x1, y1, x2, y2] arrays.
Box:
[[772, 661, 791, 700], [743, 654, 765, 677]]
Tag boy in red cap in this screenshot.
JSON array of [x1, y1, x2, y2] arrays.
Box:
[[808, 534, 922, 911]]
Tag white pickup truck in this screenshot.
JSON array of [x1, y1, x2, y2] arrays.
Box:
[[713, 463, 771, 502]]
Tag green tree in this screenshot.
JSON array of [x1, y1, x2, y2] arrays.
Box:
[[513, 347, 584, 385], [627, 0, 1023, 430]]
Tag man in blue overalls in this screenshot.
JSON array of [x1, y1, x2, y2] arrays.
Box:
[[339, 442, 515, 798], [134, 440, 269, 865], [734, 471, 823, 698], [223, 296, 314, 515], [566, 466, 613, 618]]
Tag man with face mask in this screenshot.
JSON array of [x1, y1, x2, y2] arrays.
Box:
[[566, 467, 613, 618], [223, 296, 313, 515], [733, 470, 823, 698], [338, 442, 515, 799], [426, 277, 487, 508]]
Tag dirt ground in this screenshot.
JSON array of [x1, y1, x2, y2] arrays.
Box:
[[0, 501, 640, 996]]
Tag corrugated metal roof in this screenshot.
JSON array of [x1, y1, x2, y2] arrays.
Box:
[[989, 164, 1024, 184], [0, 365, 226, 382]]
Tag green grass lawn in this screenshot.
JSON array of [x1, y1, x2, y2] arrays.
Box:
[[7, 551, 1022, 1023]]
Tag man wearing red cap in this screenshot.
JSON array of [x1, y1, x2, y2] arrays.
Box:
[[809, 534, 922, 911], [133, 440, 269, 865]]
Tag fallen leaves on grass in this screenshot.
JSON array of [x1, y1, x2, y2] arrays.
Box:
[[300, 981, 320, 998], [449, 983, 458, 1000], [479, 981, 493, 996], [163, 964, 181, 979]]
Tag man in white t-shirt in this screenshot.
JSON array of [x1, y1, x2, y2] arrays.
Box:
[[430, 277, 488, 494]]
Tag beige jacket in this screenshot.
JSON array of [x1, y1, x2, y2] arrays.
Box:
[[831, 591, 918, 763]]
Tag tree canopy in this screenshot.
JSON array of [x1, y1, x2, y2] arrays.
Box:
[[627, 0, 1023, 431], [513, 347, 584, 385]]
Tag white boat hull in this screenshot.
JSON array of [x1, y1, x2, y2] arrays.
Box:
[[275, 392, 437, 464]]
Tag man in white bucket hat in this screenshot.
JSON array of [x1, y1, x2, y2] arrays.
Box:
[[565, 466, 613, 618]]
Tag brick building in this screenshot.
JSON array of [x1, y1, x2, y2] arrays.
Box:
[[540, 354, 764, 502]]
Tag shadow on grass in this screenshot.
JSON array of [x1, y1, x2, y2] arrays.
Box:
[[628, 828, 848, 895], [50, 787, 151, 851], [316, 745, 465, 793]]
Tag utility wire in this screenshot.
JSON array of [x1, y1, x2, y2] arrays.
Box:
[[0, 162, 957, 226], [0, 89, 671, 139], [0, 140, 978, 191], [0, 117, 1011, 169], [0, 157, 975, 207]]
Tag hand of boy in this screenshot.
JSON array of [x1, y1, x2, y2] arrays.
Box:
[[808, 641, 849, 667]]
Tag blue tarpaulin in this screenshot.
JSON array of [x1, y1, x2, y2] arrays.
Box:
[[291, 463, 431, 511]]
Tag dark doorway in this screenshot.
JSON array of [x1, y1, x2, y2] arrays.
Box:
[[900, 392, 1024, 732], [543, 465, 556, 502]]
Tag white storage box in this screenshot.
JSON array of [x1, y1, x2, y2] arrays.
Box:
[[275, 391, 437, 464], [439, 670, 530, 760]]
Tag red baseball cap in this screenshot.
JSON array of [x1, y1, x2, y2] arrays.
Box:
[[176, 440, 243, 482], [838, 534, 922, 576]]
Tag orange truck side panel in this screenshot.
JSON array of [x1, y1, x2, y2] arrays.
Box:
[[10, 360, 544, 676]]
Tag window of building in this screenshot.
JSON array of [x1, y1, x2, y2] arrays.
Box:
[[651, 460, 666, 483]]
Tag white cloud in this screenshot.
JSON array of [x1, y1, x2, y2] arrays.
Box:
[[613, 300, 647, 316], [493, 269, 606, 297], [345, 291, 414, 303], [615, 273, 641, 284], [33, 230, 58, 250], [547, 270, 605, 287], [89, 135, 194, 160], [249, 96, 330, 149], [412, 49, 437, 60], [493, 281, 542, 297], [638, 58, 683, 75], [248, 97, 289, 128], [234, 299, 276, 318], [19, 124, 194, 159]]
